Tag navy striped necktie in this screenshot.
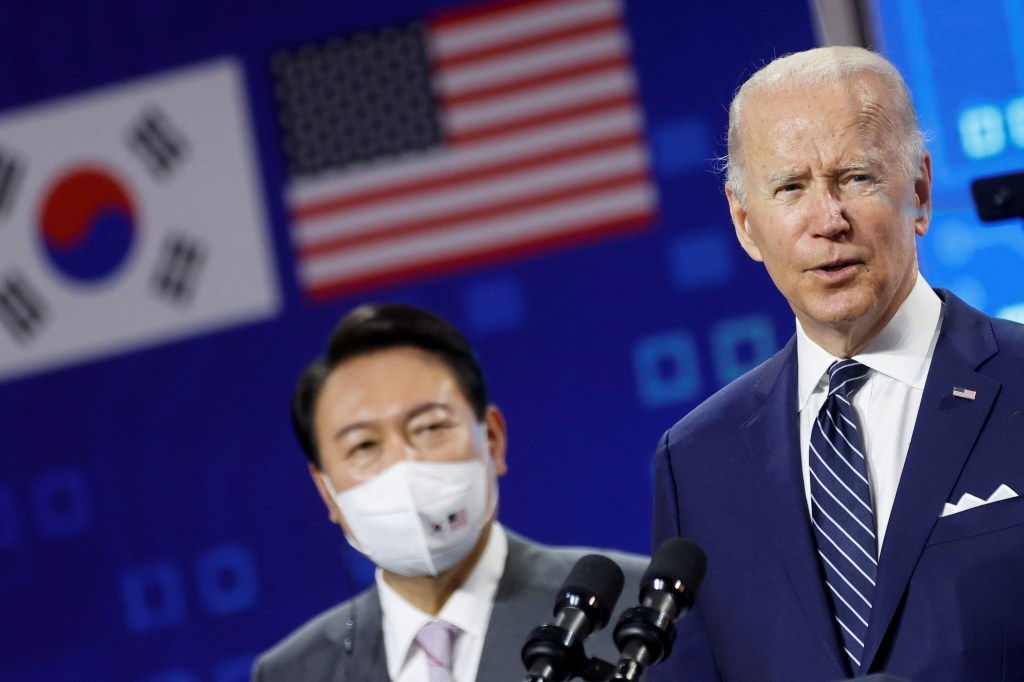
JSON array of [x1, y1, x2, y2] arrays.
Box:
[[809, 359, 877, 674]]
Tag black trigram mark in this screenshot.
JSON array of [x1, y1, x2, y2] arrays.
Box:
[[127, 108, 189, 179], [0, 272, 47, 343], [0, 147, 25, 219], [152, 233, 205, 304]]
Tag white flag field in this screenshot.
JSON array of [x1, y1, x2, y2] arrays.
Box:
[[0, 58, 280, 383]]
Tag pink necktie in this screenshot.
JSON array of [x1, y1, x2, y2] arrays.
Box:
[[415, 620, 460, 682]]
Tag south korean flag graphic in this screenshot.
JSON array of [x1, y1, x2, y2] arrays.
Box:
[[0, 58, 280, 382]]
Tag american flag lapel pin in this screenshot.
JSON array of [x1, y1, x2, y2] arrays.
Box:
[[952, 386, 977, 400]]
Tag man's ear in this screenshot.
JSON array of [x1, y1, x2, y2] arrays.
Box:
[[483, 405, 508, 477], [727, 183, 764, 263], [309, 463, 342, 525], [913, 152, 933, 237]]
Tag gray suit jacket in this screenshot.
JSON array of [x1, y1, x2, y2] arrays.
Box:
[[253, 530, 648, 681]]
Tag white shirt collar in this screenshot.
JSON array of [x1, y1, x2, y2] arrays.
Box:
[[796, 273, 943, 410], [378, 522, 508, 681]]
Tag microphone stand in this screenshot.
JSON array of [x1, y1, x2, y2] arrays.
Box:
[[521, 615, 617, 681], [520, 554, 625, 682], [605, 538, 707, 681], [607, 603, 677, 681]]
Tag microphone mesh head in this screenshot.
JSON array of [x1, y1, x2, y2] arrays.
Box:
[[557, 554, 625, 628], [643, 537, 707, 598]]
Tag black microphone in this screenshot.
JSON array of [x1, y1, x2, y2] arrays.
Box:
[[609, 538, 707, 681], [521, 554, 625, 682]]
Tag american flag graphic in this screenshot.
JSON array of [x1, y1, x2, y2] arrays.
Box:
[[952, 386, 977, 400], [448, 508, 469, 531], [272, 0, 657, 302]]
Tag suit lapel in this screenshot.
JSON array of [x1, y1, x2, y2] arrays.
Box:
[[478, 533, 544, 681], [743, 339, 848, 676], [338, 589, 389, 680], [860, 290, 1000, 673], [479, 535, 521, 680]]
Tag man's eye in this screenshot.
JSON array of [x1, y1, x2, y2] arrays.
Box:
[[409, 419, 460, 446], [417, 421, 453, 434], [347, 440, 379, 457]]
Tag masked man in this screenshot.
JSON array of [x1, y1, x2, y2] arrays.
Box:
[[253, 303, 647, 681]]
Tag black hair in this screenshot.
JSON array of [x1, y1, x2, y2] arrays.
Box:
[[292, 303, 489, 468]]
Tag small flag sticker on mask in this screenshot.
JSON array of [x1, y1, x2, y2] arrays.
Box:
[[448, 508, 469, 531]]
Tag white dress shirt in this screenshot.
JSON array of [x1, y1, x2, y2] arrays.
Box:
[[378, 522, 508, 682], [797, 274, 943, 554]]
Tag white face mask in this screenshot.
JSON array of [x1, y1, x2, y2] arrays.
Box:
[[323, 458, 494, 577]]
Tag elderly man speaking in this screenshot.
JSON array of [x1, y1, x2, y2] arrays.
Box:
[[651, 46, 1024, 681]]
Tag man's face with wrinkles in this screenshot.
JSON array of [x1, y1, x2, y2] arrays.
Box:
[[727, 73, 932, 355]]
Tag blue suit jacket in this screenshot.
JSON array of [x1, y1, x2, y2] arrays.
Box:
[[651, 289, 1024, 681]]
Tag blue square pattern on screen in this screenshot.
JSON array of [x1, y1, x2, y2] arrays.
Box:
[[710, 314, 777, 387], [633, 330, 702, 408], [121, 560, 189, 632], [194, 543, 260, 616], [668, 230, 734, 291], [31, 467, 94, 539], [462, 276, 526, 334], [651, 116, 715, 176]]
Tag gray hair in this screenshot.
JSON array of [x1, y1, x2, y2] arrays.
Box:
[[724, 46, 925, 208]]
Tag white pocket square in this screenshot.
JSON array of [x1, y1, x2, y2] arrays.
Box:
[[941, 484, 1018, 517]]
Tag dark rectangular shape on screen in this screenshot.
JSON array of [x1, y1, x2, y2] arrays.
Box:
[[971, 171, 1024, 222], [0, 272, 47, 342], [0, 148, 23, 216], [271, 23, 443, 178]]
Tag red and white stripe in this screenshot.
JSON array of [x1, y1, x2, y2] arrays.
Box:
[[288, 0, 657, 300]]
